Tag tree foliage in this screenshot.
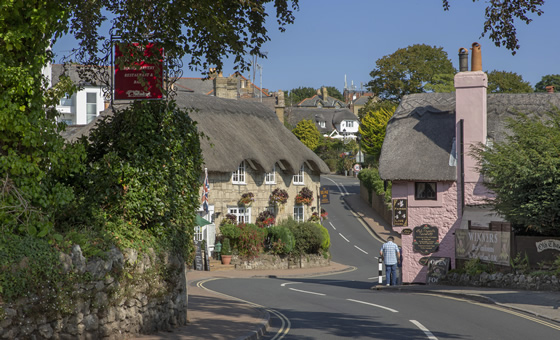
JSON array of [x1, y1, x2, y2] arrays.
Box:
[[65, 0, 299, 78], [358, 103, 396, 160], [292, 119, 321, 151], [367, 44, 456, 102], [286, 86, 317, 106], [424, 74, 455, 93], [487, 70, 533, 93], [0, 1, 85, 237], [324, 86, 343, 101], [472, 109, 560, 236], [535, 74, 560, 93], [442, 0, 544, 55]]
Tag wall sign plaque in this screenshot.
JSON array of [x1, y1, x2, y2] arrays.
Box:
[[402, 228, 412, 235], [320, 186, 330, 205], [393, 199, 408, 226], [413, 224, 439, 255], [418, 257, 430, 266]]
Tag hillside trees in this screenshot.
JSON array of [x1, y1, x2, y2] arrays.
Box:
[[286, 87, 316, 106], [367, 44, 456, 102], [472, 109, 560, 236]]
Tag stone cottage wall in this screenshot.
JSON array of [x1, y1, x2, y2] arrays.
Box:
[[0, 246, 187, 339], [206, 165, 322, 232]]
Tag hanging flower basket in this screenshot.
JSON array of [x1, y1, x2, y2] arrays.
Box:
[[256, 210, 276, 227], [295, 187, 314, 206], [238, 192, 255, 206], [269, 188, 289, 206], [320, 208, 328, 220]]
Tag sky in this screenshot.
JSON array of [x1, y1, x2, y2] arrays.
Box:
[[52, 1, 560, 93]]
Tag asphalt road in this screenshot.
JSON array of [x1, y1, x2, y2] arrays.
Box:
[[203, 175, 560, 339]]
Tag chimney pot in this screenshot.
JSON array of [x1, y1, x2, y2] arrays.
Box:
[[458, 47, 469, 72], [471, 42, 482, 72], [546, 85, 555, 93]]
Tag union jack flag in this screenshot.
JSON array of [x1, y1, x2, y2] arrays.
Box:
[[202, 168, 210, 214]]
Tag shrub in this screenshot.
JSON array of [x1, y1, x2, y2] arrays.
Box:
[[286, 221, 324, 256], [236, 223, 267, 259], [221, 238, 232, 255], [358, 167, 392, 204], [219, 223, 240, 248], [316, 223, 330, 251], [266, 226, 295, 254]]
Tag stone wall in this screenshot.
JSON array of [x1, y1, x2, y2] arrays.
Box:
[[232, 253, 330, 270], [0, 245, 187, 339], [440, 271, 560, 291]]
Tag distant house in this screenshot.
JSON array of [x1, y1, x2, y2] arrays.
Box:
[[286, 107, 359, 139], [379, 68, 560, 283], [48, 64, 108, 125], [298, 87, 347, 109], [63, 92, 330, 254]]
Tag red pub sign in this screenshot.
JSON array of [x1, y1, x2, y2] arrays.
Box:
[[114, 42, 163, 100]]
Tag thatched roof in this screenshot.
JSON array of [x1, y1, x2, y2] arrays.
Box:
[[176, 93, 329, 174], [379, 92, 560, 181], [62, 93, 329, 175], [286, 107, 357, 134]]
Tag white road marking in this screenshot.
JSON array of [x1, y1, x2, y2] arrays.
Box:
[[280, 282, 299, 287], [367, 276, 379, 280], [339, 233, 350, 242], [410, 320, 438, 339], [329, 222, 336, 230], [347, 299, 398, 313], [354, 245, 368, 254], [289, 288, 326, 296], [323, 176, 349, 196]]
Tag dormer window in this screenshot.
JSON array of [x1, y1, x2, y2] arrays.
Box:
[[319, 121, 326, 128], [232, 161, 246, 184], [265, 164, 276, 184], [293, 165, 305, 185]]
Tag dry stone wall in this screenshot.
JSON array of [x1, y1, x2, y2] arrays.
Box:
[[0, 246, 187, 339], [232, 253, 330, 270], [440, 271, 560, 291]]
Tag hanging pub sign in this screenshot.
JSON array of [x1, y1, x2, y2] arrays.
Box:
[[413, 224, 439, 255], [392, 199, 408, 226], [114, 42, 164, 100], [320, 186, 330, 205]]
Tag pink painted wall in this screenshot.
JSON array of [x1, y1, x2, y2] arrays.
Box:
[[392, 181, 460, 283]]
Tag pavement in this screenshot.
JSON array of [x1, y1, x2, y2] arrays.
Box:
[[133, 193, 560, 339]]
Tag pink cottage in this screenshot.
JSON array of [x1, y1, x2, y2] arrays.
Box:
[[379, 44, 560, 283]]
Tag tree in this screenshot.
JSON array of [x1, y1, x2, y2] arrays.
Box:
[[472, 109, 560, 236], [286, 87, 317, 106], [324, 86, 343, 101], [442, 0, 544, 55], [292, 119, 321, 151], [367, 44, 456, 102], [424, 74, 455, 93], [487, 70, 533, 93], [358, 103, 397, 160], [535, 74, 560, 92]]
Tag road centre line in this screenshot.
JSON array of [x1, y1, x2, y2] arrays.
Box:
[[354, 245, 368, 254], [289, 288, 326, 296], [410, 320, 438, 340], [329, 221, 336, 230], [346, 299, 398, 313], [339, 233, 350, 242]]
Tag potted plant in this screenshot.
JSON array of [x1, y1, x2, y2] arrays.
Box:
[[221, 238, 233, 265], [295, 187, 314, 206], [238, 192, 255, 206]]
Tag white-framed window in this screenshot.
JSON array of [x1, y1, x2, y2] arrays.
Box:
[[319, 121, 326, 128], [294, 205, 304, 222], [346, 121, 354, 128], [232, 161, 246, 184], [86, 92, 97, 124], [293, 165, 304, 185], [194, 226, 203, 241], [60, 93, 74, 107], [265, 164, 276, 184], [228, 206, 251, 224]]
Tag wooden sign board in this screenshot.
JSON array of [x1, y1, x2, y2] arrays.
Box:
[[320, 186, 330, 205], [392, 199, 408, 226]]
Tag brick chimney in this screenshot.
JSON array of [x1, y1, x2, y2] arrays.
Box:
[[455, 42, 488, 206], [546, 85, 555, 93], [275, 90, 285, 124], [322, 87, 328, 101]]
